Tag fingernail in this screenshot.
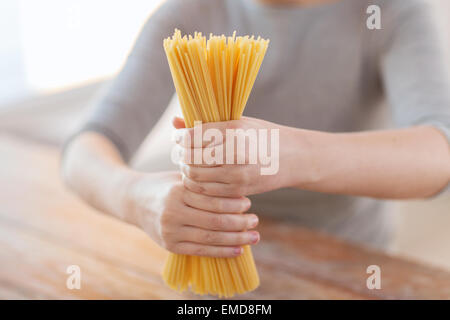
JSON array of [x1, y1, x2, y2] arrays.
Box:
[[234, 247, 243, 255], [250, 232, 260, 244], [243, 198, 251, 211], [248, 216, 258, 228]]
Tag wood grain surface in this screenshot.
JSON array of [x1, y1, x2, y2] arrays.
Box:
[[1, 134, 449, 300]]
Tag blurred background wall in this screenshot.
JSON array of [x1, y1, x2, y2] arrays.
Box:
[[0, 0, 164, 104], [0, 0, 449, 269]]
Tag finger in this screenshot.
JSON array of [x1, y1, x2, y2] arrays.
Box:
[[173, 242, 243, 258], [181, 164, 254, 184], [183, 188, 251, 213], [182, 207, 259, 232], [180, 226, 259, 246], [177, 142, 255, 166], [180, 163, 230, 183], [172, 117, 186, 129], [176, 144, 225, 167], [183, 174, 248, 197]]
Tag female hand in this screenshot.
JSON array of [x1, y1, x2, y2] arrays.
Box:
[[125, 171, 259, 257], [173, 116, 309, 198]]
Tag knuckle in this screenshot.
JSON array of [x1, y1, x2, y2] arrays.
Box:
[[164, 241, 176, 252], [183, 176, 204, 193], [212, 197, 224, 212], [239, 218, 249, 230], [202, 231, 217, 244], [181, 189, 191, 205], [160, 223, 174, 241], [237, 232, 248, 244], [193, 246, 207, 256], [187, 166, 198, 180], [160, 210, 174, 226], [230, 185, 246, 197], [211, 215, 225, 229], [161, 204, 177, 225], [222, 216, 235, 230], [233, 233, 242, 245], [232, 217, 245, 230]]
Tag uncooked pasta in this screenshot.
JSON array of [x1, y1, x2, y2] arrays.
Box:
[[163, 29, 269, 297]]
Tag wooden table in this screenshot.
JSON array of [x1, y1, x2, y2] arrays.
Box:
[[1, 134, 450, 299]]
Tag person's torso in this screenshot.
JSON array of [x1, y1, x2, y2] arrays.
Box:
[[139, 0, 402, 248]]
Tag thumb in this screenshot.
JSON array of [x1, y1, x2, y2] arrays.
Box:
[[172, 116, 186, 129]]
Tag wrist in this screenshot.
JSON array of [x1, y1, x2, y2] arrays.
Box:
[[282, 127, 331, 189], [109, 165, 142, 226], [119, 171, 179, 229]]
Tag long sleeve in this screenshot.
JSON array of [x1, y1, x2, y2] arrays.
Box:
[[379, 0, 450, 194], [73, 0, 206, 162], [380, 0, 450, 142]]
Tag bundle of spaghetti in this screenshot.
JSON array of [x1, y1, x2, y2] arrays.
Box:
[[162, 29, 269, 297]]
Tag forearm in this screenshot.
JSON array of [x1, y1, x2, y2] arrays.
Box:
[[62, 131, 258, 258], [290, 126, 450, 199], [61, 132, 137, 224]]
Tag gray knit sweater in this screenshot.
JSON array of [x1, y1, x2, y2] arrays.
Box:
[[75, 0, 450, 248]]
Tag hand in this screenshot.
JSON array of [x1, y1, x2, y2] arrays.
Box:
[[173, 116, 305, 197], [124, 171, 259, 257]]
